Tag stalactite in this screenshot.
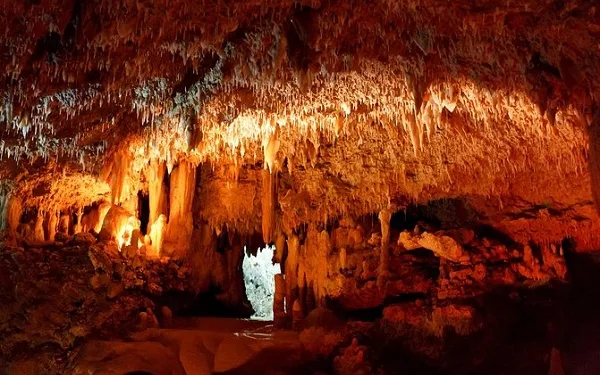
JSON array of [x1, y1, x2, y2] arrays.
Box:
[[100, 149, 133, 204], [274, 231, 286, 263], [164, 161, 196, 258], [378, 208, 392, 290], [261, 169, 276, 244], [147, 159, 167, 233]]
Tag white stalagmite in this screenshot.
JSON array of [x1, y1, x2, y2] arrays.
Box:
[[164, 161, 196, 258]]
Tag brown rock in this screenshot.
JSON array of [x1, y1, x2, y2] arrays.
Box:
[[90, 273, 110, 290], [106, 282, 123, 299], [71, 232, 97, 245], [147, 283, 163, 296]]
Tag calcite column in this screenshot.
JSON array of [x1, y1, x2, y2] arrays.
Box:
[[58, 212, 70, 234], [292, 299, 303, 330], [164, 161, 196, 258], [273, 273, 287, 328], [73, 207, 82, 234], [46, 210, 58, 242], [285, 234, 300, 319], [378, 208, 392, 290], [261, 169, 276, 244], [147, 214, 167, 257], [100, 149, 132, 205], [147, 159, 167, 234], [5, 196, 22, 244], [34, 209, 45, 242], [95, 202, 112, 233]]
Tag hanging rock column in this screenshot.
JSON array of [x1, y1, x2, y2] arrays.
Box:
[[261, 169, 277, 244], [164, 161, 196, 258]]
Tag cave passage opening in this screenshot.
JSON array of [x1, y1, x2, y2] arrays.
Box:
[[242, 244, 281, 320], [137, 191, 150, 235]]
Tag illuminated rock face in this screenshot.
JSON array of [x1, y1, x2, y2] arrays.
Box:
[[147, 214, 167, 257], [99, 205, 141, 250], [164, 161, 196, 258]]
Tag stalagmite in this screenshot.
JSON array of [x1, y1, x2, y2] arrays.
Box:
[[292, 299, 303, 330], [124, 228, 142, 258], [261, 169, 276, 244], [58, 212, 70, 234], [339, 247, 348, 270], [73, 207, 83, 234], [378, 208, 392, 290], [81, 202, 111, 233], [147, 159, 167, 233], [285, 234, 300, 311], [5, 196, 22, 243], [46, 210, 58, 242], [34, 209, 45, 242], [273, 273, 287, 328], [164, 161, 196, 258], [148, 214, 167, 257], [99, 205, 141, 249]]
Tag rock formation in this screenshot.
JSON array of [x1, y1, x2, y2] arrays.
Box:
[[0, 0, 599, 373]]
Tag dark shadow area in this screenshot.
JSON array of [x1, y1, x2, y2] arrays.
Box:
[[163, 288, 252, 319], [137, 191, 150, 235]]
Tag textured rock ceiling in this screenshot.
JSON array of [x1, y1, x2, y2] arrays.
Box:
[[1, 0, 599, 236]]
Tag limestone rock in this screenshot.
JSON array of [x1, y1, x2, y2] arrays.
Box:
[[398, 231, 421, 250], [90, 273, 110, 290], [70, 232, 97, 246], [106, 282, 123, 299], [398, 230, 469, 262]]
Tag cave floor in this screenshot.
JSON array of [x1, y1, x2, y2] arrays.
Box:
[[70, 317, 302, 375]]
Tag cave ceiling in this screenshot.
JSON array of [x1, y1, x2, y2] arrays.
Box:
[[0, 0, 599, 232]]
